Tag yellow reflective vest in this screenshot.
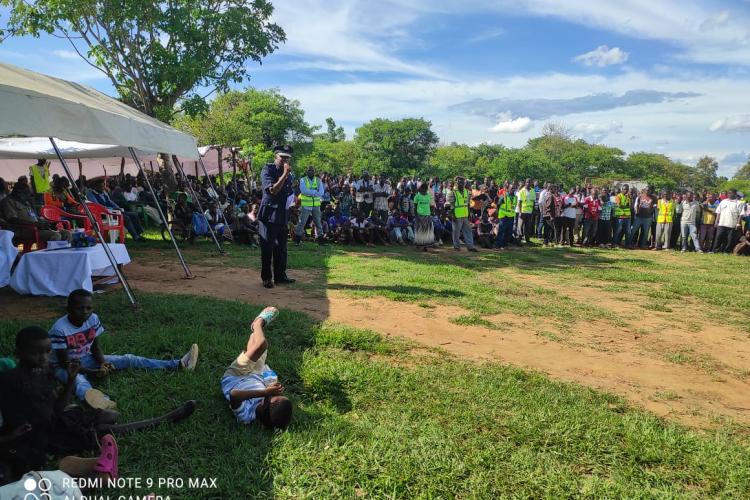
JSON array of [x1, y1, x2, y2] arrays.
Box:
[[657, 200, 674, 223], [30, 163, 51, 193], [519, 188, 536, 214], [498, 193, 517, 218], [299, 177, 321, 207], [453, 189, 469, 218]]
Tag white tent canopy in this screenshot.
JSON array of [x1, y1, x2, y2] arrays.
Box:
[[0, 139, 223, 181], [0, 62, 198, 158]]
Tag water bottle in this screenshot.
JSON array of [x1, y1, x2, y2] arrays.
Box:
[[261, 365, 278, 386]]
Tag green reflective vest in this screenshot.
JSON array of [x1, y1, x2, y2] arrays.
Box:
[[30, 163, 51, 193], [454, 189, 469, 218], [519, 188, 535, 214], [498, 193, 517, 218], [299, 177, 320, 207], [614, 193, 631, 218]]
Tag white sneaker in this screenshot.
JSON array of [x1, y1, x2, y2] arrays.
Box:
[[180, 344, 199, 371]]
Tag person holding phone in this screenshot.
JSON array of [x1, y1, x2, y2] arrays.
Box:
[[258, 145, 296, 289]]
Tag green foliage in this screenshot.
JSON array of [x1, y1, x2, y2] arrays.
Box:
[[294, 139, 357, 175], [429, 143, 479, 180], [174, 88, 313, 148], [0, 0, 285, 119], [690, 155, 720, 191], [733, 159, 750, 181], [353, 118, 439, 178], [719, 179, 750, 195], [319, 117, 346, 142]]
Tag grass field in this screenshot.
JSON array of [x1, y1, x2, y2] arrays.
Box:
[[2, 235, 750, 498]]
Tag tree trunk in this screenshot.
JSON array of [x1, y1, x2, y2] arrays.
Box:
[[231, 148, 239, 195], [217, 146, 225, 187], [157, 152, 178, 192]]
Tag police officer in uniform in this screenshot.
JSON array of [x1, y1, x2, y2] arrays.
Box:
[[258, 145, 296, 288]]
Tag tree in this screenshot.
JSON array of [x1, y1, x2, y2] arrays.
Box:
[[295, 139, 356, 175], [429, 143, 478, 180], [173, 88, 314, 149], [1, 0, 285, 121], [690, 155, 719, 190], [732, 159, 750, 180], [353, 118, 439, 178], [323, 117, 346, 142]]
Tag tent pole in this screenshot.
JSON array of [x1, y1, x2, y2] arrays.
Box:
[[128, 148, 193, 279], [171, 156, 224, 254], [197, 155, 232, 235], [49, 137, 137, 306]]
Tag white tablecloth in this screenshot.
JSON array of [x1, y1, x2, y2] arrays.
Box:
[[10, 243, 131, 296], [0, 230, 18, 288]]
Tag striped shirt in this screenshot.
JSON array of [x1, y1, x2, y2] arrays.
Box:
[[600, 201, 614, 221]]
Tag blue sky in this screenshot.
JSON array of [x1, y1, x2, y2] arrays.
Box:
[[2, 0, 750, 176]]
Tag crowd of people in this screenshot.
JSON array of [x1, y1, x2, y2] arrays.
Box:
[[2, 159, 748, 257]]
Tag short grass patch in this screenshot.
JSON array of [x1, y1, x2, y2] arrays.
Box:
[[2, 292, 749, 498]]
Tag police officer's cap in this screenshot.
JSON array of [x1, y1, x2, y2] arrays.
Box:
[[273, 144, 294, 157]]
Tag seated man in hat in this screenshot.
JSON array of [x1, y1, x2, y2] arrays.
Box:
[[86, 178, 146, 241], [0, 182, 71, 244]]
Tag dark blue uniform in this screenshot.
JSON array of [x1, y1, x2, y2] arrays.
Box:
[[259, 162, 293, 282]]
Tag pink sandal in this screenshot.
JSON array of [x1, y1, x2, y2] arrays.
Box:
[[95, 434, 119, 480]]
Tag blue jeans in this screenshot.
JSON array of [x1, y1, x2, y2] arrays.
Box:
[[613, 218, 632, 246], [295, 206, 323, 239], [495, 217, 514, 247], [54, 353, 180, 401], [681, 223, 701, 251], [631, 217, 652, 247]]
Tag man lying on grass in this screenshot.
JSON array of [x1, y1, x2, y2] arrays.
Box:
[[50, 289, 199, 410], [0, 326, 196, 486], [221, 307, 293, 430]]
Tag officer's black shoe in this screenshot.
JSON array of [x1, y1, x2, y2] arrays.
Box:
[[262, 280, 274, 289], [274, 276, 296, 285]]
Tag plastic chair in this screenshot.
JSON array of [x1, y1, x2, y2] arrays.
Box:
[[0, 218, 44, 253], [40, 205, 91, 232], [78, 202, 126, 243]]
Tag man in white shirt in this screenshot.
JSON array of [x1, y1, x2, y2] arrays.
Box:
[[712, 189, 745, 253], [373, 175, 391, 222], [354, 172, 374, 217]]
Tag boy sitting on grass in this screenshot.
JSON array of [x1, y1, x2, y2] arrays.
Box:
[[221, 307, 293, 430], [0, 326, 196, 485], [50, 289, 200, 410]]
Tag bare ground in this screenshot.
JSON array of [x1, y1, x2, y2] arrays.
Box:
[[3, 256, 749, 429], [113, 259, 750, 429]]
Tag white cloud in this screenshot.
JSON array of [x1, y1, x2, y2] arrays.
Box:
[[269, 0, 443, 77], [572, 121, 623, 142], [467, 28, 505, 44], [488, 113, 533, 133], [52, 50, 80, 60], [411, 1, 750, 66], [709, 115, 750, 133], [699, 11, 730, 32], [573, 45, 629, 67]]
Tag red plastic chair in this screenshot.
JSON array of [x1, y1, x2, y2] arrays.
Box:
[[40, 205, 91, 232], [0, 218, 45, 253], [78, 202, 126, 243]]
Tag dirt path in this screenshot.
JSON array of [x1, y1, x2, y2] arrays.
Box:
[[122, 260, 750, 429]]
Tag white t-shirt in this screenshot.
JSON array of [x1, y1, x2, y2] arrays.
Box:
[[562, 196, 578, 218], [373, 182, 391, 211], [715, 199, 745, 228], [49, 313, 105, 362], [350, 217, 368, 229]]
